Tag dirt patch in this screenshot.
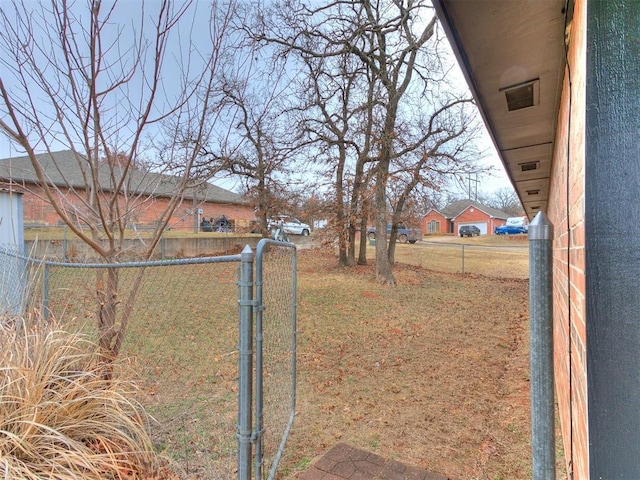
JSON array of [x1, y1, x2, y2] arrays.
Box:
[[276, 249, 563, 479]]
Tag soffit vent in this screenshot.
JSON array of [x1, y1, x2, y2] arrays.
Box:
[[500, 79, 540, 111], [520, 161, 539, 172], [531, 206, 540, 211], [526, 189, 541, 195]]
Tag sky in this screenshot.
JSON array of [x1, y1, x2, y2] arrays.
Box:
[[0, 0, 515, 197]]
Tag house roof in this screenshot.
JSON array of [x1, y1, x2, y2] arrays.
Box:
[[432, 1, 567, 218], [440, 199, 510, 220], [0, 150, 246, 205]]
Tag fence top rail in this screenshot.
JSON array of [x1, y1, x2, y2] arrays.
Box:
[[0, 246, 244, 269], [256, 238, 296, 257], [421, 241, 528, 250], [255, 238, 297, 284]]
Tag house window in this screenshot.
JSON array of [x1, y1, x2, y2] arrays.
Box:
[[428, 220, 440, 233]]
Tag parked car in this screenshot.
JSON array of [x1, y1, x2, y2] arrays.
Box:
[[367, 224, 423, 244], [495, 224, 527, 235], [459, 225, 481, 237], [268, 216, 311, 236]]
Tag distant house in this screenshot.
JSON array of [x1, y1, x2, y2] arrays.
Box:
[[422, 208, 448, 234], [421, 199, 510, 235], [0, 150, 254, 231]]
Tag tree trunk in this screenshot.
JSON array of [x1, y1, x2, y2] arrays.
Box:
[[357, 219, 368, 265], [374, 160, 395, 284], [388, 228, 397, 265], [97, 266, 119, 362], [347, 222, 357, 266], [348, 163, 368, 266], [95, 257, 146, 370], [337, 219, 349, 266], [336, 145, 349, 266]]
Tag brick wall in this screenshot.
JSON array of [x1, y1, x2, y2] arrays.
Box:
[[546, 0, 587, 477], [421, 210, 448, 234], [454, 206, 504, 234], [18, 183, 254, 231]]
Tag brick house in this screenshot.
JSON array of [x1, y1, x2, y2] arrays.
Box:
[[422, 199, 509, 235], [0, 150, 255, 231], [421, 208, 448, 234], [434, 0, 639, 477]]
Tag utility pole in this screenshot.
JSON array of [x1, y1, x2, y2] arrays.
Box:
[[193, 190, 198, 233], [467, 173, 479, 200]]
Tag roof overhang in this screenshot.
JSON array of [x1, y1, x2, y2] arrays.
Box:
[[432, 0, 569, 218]]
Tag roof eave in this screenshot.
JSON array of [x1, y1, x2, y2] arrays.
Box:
[[432, 0, 567, 219]]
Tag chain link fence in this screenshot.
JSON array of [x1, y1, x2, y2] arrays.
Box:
[[394, 240, 529, 279], [0, 239, 297, 480], [254, 240, 297, 480]]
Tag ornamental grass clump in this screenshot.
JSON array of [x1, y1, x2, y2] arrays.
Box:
[[0, 312, 160, 479]]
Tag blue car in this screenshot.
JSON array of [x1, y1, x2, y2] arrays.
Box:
[[495, 224, 527, 235]]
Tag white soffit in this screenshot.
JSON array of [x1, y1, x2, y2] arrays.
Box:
[[432, 0, 567, 218]]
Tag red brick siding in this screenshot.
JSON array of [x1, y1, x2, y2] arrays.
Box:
[[546, 0, 587, 477], [454, 206, 504, 234], [491, 218, 507, 232], [421, 211, 448, 234], [18, 183, 254, 231]]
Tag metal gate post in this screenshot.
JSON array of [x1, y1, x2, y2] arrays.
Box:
[[528, 211, 556, 480], [238, 245, 255, 480]]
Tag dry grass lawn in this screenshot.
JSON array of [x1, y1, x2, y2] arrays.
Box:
[[276, 247, 564, 480], [395, 235, 529, 279]]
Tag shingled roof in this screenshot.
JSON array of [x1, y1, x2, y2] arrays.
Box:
[[0, 150, 246, 205], [439, 199, 510, 219]]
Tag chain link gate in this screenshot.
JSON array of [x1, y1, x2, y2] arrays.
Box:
[[238, 239, 297, 480], [0, 238, 297, 480]]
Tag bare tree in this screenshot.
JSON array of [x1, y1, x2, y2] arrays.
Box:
[[289, 40, 380, 266], [484, 187, 522, 216], [384, 99, 481, 263], [199, 68, 299, 237], [0, 0, 237, 362], [253, 1, 480, 283]]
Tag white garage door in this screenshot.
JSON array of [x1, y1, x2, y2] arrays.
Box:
[[458, 222, 488, 234]]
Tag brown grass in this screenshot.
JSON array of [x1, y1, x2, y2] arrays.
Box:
[[393, 236, 529, 279], [43, 262, 242, 479], [276, 248, 564, 480]]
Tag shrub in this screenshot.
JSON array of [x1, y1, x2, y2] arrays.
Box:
[[0, 312, 162, 479]]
